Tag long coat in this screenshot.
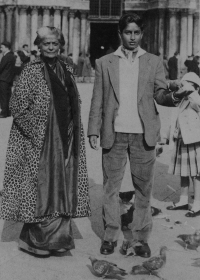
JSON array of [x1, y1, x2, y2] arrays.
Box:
[[82, 57, 92, 77], [0, 51, 16, 84], [0, 57, 91, 223], [88, 52, 175, 149], [168, 56, 178, 80]]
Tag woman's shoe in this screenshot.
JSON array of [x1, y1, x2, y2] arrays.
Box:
[[185, 210, 200, 217], [166, 203, 188, 210]]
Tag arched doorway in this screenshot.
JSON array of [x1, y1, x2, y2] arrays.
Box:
[[90, 22, 120, 67]]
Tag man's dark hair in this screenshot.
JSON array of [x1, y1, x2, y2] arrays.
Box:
[[1, 41, 11, 50], [118, 13, 145, 33], [23, 44, 28, 48], [174, 51, 179, 56]]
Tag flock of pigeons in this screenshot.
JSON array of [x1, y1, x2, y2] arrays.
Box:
[[88, 229, 200, 279]]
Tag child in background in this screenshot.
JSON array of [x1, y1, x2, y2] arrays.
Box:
[[165, 72, 200, 217]]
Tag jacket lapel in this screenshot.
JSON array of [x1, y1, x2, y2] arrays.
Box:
[[138, 54, 151, 103], [107, 55, 120, 103]]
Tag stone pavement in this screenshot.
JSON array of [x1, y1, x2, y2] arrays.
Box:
[[0, 83, 200, 280]]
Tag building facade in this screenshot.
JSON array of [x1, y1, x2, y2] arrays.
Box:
[[0, 0, 199, 69]]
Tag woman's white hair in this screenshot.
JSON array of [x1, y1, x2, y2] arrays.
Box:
[[34, 26, 65, 46]]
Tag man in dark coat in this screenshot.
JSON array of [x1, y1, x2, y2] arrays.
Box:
[[190, 53, 200, 77], [184, 55, 193, 72], [0, 41, 16, 117], [168, 51, 179, 80]]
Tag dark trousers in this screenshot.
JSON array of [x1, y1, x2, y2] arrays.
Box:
[[0, 81, 12, 116], [102, 133, 155, 245]]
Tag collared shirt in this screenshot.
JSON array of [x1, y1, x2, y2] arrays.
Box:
[[114, 45, 146, 133], [3, 50, 10, 56]]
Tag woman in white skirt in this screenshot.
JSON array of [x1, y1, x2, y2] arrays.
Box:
[[166, 72, 200, 217]]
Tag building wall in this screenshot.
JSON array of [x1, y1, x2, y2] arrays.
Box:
[[0, 0, 199, 69]]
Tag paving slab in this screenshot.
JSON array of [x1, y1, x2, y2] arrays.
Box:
[[0, 82, 200, 280]]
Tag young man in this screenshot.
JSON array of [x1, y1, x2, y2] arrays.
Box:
[[0, 41, 16, 117], [88, 13, 191, 257]]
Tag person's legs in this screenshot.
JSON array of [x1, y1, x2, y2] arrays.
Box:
[[102, 133, 128, 243], [190, 176, 200, 212], [174, 176, 189, 207], [128, 134, 155, 251]]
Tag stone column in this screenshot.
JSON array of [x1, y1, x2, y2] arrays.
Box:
[[187, 9, 194, 56], [154, 10, 159, 54], [53, 8, 61, 29], [158, 9, 165, 55], [0, 8, 5, 43], [31, 7, 38, 50], [62, 9, 69, 55], [80, 12, 87, 55], [19, 7, 28, 48], [169, 9, 177, 57], [5, 6, 14, 43], [68, 11, 75, 54], [180, 9, 188, 67], [73, 15, 81, 64], [193, 12, 199, 56], [85, 17, 90, 55], [14, 6, 19, 50], [43, 8, 50, 26]]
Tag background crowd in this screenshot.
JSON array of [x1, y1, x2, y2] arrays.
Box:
[[0, 41, 94, 118]]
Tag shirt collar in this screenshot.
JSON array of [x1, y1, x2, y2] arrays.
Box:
[[3, 50, 10, 56], [114, 45, 146, 60]]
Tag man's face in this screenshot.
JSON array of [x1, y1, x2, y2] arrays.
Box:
[[24, 46, 28, 52], [119, 22, 143, 51], [0, 45, 7, 54]]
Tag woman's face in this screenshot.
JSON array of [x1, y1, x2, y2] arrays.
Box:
[[40, 34, 60, 58]]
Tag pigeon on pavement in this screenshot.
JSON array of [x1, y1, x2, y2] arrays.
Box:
[[177, 229, 200, 250], [89, 256, 127, 278], [131, 246, 168, 279]]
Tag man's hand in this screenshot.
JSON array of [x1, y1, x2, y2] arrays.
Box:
[[174, 83, 194, 99], [89, 135, 99, 150]]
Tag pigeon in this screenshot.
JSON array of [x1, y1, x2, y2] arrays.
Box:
[[89, 256, 127, 278], [191, 258, 200, 267], [119, 191, 135, 203], [177, 229, 200, 251], [131, 246, 168, 279]]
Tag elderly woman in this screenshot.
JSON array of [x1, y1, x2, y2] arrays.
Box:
[[0, 27, 91, 256]]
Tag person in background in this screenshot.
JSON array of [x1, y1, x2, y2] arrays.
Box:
[[82, 53, 92, 82], [0, 26, 91, 256], [88, 13, 191, 258], [190, 52, 200, 77], [22, 44, 30, 60], [30, 50, 37, 62], [13, 50, 24, 82], [66, 53, 74, 67], [184, 55, 193, 73], [163, 55, 169, 79], [164, 73, 200, 217], [77, 52, 84, 80], [0, 41, 16, 118], [168, 51, 179, 80]]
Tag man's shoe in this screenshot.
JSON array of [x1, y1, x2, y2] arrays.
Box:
[[134, 242, 151, 258], [100, 240, 117, 255]]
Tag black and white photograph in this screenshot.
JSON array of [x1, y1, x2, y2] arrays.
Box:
[[0, 0, 200, 279]]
